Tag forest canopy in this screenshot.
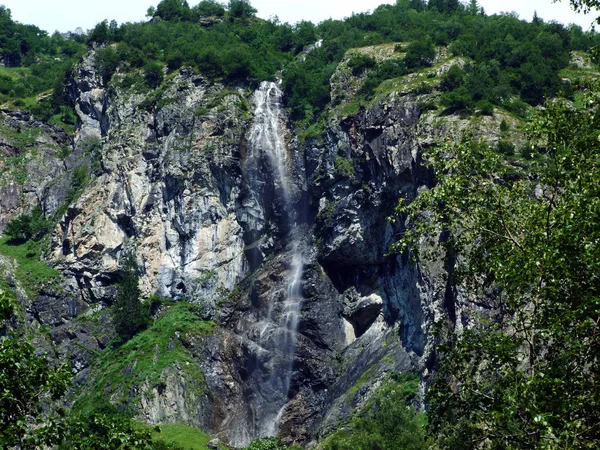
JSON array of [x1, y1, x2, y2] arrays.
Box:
[[1, 0, 597, 125]]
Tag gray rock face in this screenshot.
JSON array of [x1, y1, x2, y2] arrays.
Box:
[[53, 62, 251, 306], [2, 46, 471, 447], [0, 108, 74, 230]]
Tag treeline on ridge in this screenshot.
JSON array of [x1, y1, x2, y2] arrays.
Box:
[[1, 0, 599, 126]]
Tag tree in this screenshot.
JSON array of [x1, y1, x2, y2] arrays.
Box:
[[428, 0, 461, 13], [566, 0, 600, 19], [320, 373, 428, 450], [395, 94, 600, 448], [143, 61, 164, 88], [154, 0, 192, 21], [63, 412, 167, 449], [439, 64, 466, 92], [112, 252, 149, 342], [403, 39, 436, 69], [88, 20, 111, 44], [4, 205, 51, 244], [228, 0, 257, 19], [0, 288, 71, 448], [193, 0, 226, 17]]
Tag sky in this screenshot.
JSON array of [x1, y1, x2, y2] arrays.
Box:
[[0, 0, 597, 34]]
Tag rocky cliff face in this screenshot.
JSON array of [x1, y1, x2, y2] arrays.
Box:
[[0, 44, 506, 446], [0, 108, 74, 229]]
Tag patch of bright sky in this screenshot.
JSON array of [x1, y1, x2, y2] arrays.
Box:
[[0, 0, 596, 34]]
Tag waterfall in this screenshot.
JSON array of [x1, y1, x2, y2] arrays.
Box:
[[247, 81, 305, 439], [247, 81, 290, 200]]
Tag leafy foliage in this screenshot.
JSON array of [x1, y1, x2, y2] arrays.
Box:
[[320, 373, 428, 450], [4, 204, 51, 244], [0, 6, 84, 122], [244, 437, 299, 450], [62, 409, 188, 449], [394, 94, 600, 448], [0, 287, 72, 448]]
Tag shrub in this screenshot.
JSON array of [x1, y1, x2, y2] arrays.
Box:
[[335, 156, 356, 179], [347, 54, 376, 76], [228, 0, 256, 19], [440, 86, 473, 114], [403, 39, 436, 70], [193, 0, 226, 17], [439, 64, 465, 92], [143, 61, 164, 88], [320, 373, 428, 450], [476, 100, 494, 116], [4, 205, 50, 244], [496, 140, 515, 155]]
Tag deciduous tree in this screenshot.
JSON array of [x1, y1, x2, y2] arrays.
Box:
[[396, 94, 600, 448]]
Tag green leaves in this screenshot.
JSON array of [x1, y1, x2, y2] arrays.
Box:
[[4, 205, 51, 244], [396, 94, 600, 448], [0, 289, 72, 448], [320, 373, 428, 450]]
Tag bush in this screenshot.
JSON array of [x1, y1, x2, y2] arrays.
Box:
[[228, 0, 256, 19], [496, 140, 515, 155], [403, 39, 436, 70], [439, 64, 465, 92], [4, 205, 50, 244], [320, 373, 428, 450], [347, 54, 376, 76], [476, 99, 494, 116], [440, 86, 473, 114], [335, 156, 356, 179], [62, 411, 182, 449], [143, 61, 164, 88], [0, 288, 72, 448], [244, 437, 301, 450], [193, 0, 226, 17]]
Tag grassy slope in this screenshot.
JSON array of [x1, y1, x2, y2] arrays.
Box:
[[73, 302, 215, 416], [152, 423, 213, 450], [0, 237, 60, 295]]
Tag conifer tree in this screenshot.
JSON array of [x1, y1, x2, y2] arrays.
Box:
[[112, 252, 149, 342]]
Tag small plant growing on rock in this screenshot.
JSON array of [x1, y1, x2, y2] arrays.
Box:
[[335, 156, 356, 180]]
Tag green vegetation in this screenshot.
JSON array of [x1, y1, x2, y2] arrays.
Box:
[[0, 236, 60, 294], [75, 302, 215, 415], [112, 252, 151, 343], [320, 373, 428, 450], [0, 283, 198, 449], [0, 0, 597, 128], [285, 0, 598, 121], [0, 7, 85, 124], [334, 156, 355, 180], [0, 287, 72, 448], [244, 437, 302, 450], [4, 204, 50, 243], [395, 92, 600, 448], [152, 423, 212, 449]]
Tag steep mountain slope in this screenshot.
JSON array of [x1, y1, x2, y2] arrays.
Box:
[[1, 3, 599, 448], [1, 43, 499, 446]]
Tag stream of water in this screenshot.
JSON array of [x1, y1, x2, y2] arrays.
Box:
[[248, 81, 304, 439]]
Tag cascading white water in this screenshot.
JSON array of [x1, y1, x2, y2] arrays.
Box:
[[247, 81, 305, 438], [248, 81, 290, 200]]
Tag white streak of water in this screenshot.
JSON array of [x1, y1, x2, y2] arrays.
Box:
[[248, 81, 305, 439]]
